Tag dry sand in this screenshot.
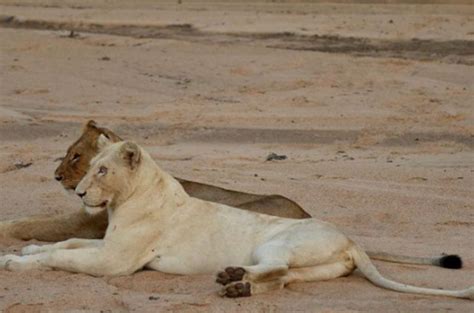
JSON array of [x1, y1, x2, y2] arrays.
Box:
[[0, 1, 473, 312]]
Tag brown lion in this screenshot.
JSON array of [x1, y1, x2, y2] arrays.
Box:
[[0, 121, 462, 270]]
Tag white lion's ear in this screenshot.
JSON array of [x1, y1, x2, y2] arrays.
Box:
[[97, 134, 112, 151], [120, 142, 141, 170]]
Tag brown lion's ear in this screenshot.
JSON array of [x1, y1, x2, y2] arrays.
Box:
[[120, 142, 141, 170], [97, 134, 112, 151], [84, 120, 97, 131], [101, 128, 123, 143]]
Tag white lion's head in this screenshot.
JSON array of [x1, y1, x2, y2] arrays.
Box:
[[75, 135, 142, 214]]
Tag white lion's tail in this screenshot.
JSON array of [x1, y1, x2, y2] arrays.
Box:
[[350, 245, 474, 300]]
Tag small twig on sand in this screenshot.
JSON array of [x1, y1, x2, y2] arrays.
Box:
[[266, 153, 287, 161]]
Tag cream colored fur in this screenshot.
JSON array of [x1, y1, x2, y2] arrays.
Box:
[[1, 137, 472, 299]]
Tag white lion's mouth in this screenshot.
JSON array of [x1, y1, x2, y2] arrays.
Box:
[[84, 200, 108, 208], [83, 200, 108, 215]]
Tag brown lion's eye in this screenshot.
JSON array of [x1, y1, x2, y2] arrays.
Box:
[[98, 166, 108, 176], [71, 153, 81, 163]]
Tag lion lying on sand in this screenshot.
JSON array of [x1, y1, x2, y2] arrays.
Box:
[[0, 120, 309, 242], [0, 121, 464, 269], [1, 137, 472, 299]]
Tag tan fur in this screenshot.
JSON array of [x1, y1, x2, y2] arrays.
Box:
[[1, 140, 472, 299], [0, 209, 107, 242]]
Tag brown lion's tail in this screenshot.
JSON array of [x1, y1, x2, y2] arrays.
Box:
[[366, 250, 462, 269], [350, 244, 474, 300]]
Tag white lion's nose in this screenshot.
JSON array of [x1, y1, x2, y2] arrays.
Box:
[[76, 190, 87, 198]]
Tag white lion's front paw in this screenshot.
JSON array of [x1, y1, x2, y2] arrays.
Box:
[[0, 255, 9, 269], [0, 254, 21, 270], [21, 244, 42, 255], [0, 254, 43, 271]]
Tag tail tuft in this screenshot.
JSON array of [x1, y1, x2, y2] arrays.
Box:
[[439, 255, 462, 269]]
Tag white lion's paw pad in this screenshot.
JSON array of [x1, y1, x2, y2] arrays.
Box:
[[21, 244, 41, 255]]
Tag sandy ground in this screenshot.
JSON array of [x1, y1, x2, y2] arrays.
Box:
[[0, 0, 473, 312]]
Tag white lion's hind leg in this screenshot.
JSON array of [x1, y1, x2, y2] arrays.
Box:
[[216, 263, 288, 286], [216, 241, 291, 297], [228, 261, 354, 297], [216, 240, 290, 288], [217, 263, 288, 297], [219, 260, 354, 297], [282, 261, 354, 285], [221, 278, 286, 297], [223, 262, 354, 297], [217, 223, 354, 297], [250, 279, 285, 294], [243, 239, 292, 282], [22, 239, 102, 255], [243, 263, 289, 282]]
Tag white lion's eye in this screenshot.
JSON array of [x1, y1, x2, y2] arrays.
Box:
[[98, 166, 108, 176]]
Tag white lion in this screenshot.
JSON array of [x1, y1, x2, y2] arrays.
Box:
[[1, 136, 472, 299]]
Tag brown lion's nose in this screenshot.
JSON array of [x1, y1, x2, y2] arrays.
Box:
[[76, 191, 87, 198], [55, 175, 63, 181]]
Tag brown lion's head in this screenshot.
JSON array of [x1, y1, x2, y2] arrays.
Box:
[[54, 120, 122, 190]]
